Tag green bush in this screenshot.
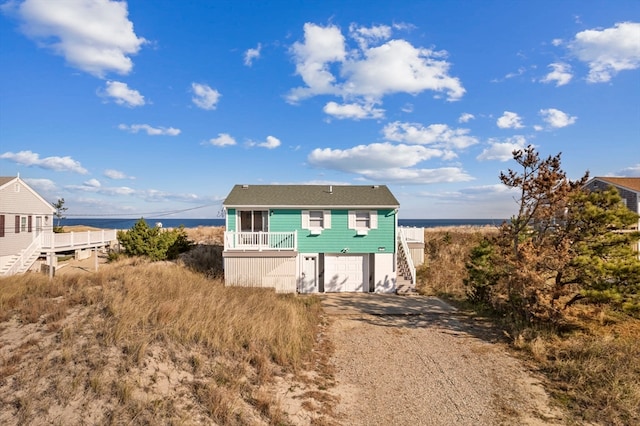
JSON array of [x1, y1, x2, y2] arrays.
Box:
[[117, 219, 194, 261]]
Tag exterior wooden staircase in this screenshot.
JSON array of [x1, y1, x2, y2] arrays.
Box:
[[0, 236, 42, 276], [396, 229, 418, 295]]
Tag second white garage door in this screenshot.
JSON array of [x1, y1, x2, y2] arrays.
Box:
[[324, 254, 368, 292]]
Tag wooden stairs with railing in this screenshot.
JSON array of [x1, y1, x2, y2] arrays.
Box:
[[0, 250, 41, 276], [396, 234, 418, 295]]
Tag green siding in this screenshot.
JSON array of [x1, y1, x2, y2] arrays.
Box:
[[271, 209, 396, 254], [227, 208, 236, 230]]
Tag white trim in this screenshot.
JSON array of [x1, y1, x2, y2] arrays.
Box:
[[348, 210, 377, 231], [302, 210, 331, 232]]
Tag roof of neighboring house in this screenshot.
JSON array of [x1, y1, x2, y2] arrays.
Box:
[[0, 176, 16, 187], [223, 184, 400, 208], [590, 177, 640, 193]]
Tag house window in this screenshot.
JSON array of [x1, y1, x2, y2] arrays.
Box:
[[309, 211, 324, 228], [348, 210, 378, 231], [355, 211, 370, 228], [21, 216, 27, 232], [302, 210, 331, 231], [239, 210, 268, 232]]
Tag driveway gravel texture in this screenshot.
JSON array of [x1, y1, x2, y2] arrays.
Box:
[[316, 294, 564, 426]]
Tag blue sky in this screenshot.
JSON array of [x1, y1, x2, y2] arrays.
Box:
[[1, 0, 639, 219]]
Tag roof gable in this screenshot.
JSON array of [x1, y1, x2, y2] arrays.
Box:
[[223, 185, 400, 208], [0, 176, 56, 213]]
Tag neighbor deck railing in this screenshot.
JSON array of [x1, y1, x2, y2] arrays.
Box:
[[41, 230, 118, 251], [398, 226, 424, 243], [224, 231, 297, 251]]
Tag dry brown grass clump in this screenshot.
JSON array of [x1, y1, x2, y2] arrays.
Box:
[[183, 225, 225, 245], [0, 259, 324, 425], [517, 310, 640, 425], [416, 226, 498, 298]]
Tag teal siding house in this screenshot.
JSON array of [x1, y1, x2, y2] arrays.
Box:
[[222, 184, 421, 294]]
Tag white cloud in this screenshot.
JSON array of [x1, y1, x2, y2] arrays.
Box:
[[84, 178, 101, 188], [66, 182, 135, 195], [616, 164, 640, 177], [349, 23, 392, 49], [288, 22, 465, 105], [323, 101, 384, 120], [8, 0, 146, 77], [24, 178, 57, 192], [361, 167, 473, 184], [541, 62, 573, 86], [191, 83, 220, 110], [496, 111, 524, 129], [0, 150, 88, 173], [539, 108, 577, 128], [309, 143, 441, 169], [568, 22, 640, 83], [401, 103, 414, 113], [382, 121, 478, 150], [247, 136, 281, 149], [103, 81, 145, 107], [458, 113, 475, 123], [244, 43, 261, 66], [307, 142, 473, 184], [288, 23, 346, 101], [104, 169, 133, 179], [206, 133, 237, 147], [477, 136, 528, 161], [258, 136, 281, 149], [118, 123, 181, 136], [341, 39, 465, 101]]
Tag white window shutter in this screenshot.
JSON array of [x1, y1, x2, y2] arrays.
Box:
[[324, 210, 331, 229], [348, 211, 355, 229], [301, 210, 309, 229], [370, 211, 378, 229]]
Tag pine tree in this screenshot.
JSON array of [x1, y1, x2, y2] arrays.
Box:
[[465, 146, 640, 320]]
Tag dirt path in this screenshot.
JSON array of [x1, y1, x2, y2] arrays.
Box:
[[320, 294, 564, 426]]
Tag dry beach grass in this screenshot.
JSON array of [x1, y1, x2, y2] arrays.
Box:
[[0, 258, 329, 424], [0, 225, 638, 425]]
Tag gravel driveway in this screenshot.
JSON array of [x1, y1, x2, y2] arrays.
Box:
[[319, 294, 564, 426]]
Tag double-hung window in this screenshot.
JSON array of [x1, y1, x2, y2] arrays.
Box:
[[348, 210, 378, 234], [302, 210, 331, 234]]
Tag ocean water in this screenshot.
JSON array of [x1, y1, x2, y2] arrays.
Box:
[[61, 217, 506, 230]]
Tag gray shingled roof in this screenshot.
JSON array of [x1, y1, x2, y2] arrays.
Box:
[[223, 185, 399, 208]]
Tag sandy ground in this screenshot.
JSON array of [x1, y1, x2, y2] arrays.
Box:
[[13, 256, 566, 425], [316, 294, 565, 426]]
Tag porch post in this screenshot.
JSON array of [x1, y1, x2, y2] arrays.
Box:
[[48, 252, 54, 279]]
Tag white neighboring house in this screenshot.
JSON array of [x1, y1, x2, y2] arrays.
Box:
[[0, 176, 117, 276]]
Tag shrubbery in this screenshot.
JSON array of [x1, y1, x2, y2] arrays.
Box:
[[464, 146, 640, 321], [117, 219, 193, 261]]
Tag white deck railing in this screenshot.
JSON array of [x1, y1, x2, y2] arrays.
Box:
[[398, 226, 424, 243], [224, 231, 297, 251], [41, 230, 118, 251]]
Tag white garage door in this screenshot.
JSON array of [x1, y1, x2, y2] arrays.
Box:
[[324, 254, 367, 292]]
